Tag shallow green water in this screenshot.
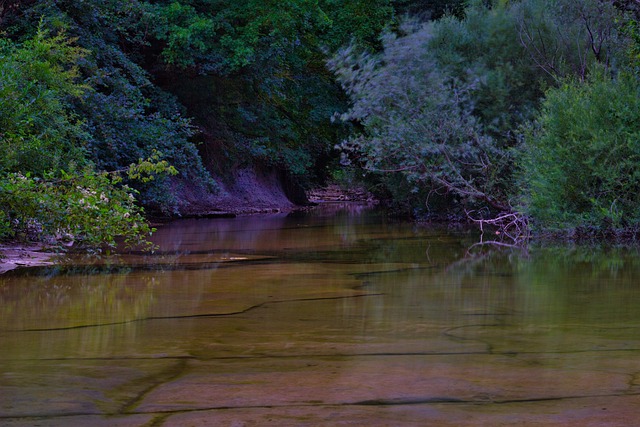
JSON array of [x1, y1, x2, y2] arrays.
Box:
[[1, 204, 640, 426]]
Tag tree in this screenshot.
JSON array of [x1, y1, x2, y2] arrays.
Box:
[[147, 0, 395, 185], [331, 0, 630, 226], [329, 27, 511, 214], [2, 0, 215, 213], [329, 2, 548, 218], [515, 0, 626, 81], [0, 25, 88, 176]]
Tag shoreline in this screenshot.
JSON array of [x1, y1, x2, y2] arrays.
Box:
[[0, 243, 57, 275], [0, 186, 377, 275]]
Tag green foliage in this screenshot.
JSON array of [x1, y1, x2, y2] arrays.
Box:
[[148, 0, 395, 184], [0, 24, 89, 176], [126, 151, 178, 184], [624, 17, 640, 71], [149, 0, 330, 73], [0, 170, 153, 249], [427, 1, 546, 136], [151, 1, 218, 68], [329, 30, 510, 212], [513, 0, 626, 80], [524, 69, 640, 230], [426, 0, 626, 137], [320, 0, 395, 50], [0, 25, 179, 248], [2, 0, 215, 213]]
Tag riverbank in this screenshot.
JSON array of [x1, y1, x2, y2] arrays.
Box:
[[307, 184, 377, 204], [0, 243, 56, 275], [0, 168, 294, 274], [0, 180, 378, 274]]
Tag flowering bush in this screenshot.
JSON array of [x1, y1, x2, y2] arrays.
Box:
[[0, 169, 154, 249]]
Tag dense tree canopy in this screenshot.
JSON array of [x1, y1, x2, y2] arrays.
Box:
[[0, 0, 396, 246]]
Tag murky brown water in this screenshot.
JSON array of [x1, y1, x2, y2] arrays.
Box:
[[1, 203, 640, 426]]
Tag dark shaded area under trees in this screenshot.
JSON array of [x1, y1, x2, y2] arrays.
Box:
[[1, 0, 639, 249]]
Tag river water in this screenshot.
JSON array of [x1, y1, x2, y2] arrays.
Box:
[[1, 203, 640, 426]]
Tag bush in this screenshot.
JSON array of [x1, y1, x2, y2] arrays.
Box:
[[524, 69, 640, 230], [0, 170, 153, 249]]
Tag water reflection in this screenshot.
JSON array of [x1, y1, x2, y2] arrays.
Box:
[[1, 204, 640, 425]]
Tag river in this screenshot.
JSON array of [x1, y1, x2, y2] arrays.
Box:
[[1, 203, 639, 426]]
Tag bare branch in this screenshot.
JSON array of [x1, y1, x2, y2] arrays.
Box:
[[466, 210, 531, 246]]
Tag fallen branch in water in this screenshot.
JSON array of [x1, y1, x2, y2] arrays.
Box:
[[466, 210, 531, 246]]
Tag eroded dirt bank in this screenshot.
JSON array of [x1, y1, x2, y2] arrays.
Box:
[[171, 167, 300, 217], [171, 169, 376, 217]]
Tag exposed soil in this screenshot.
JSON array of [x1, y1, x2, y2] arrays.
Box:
[[308, 184, 377, 204], [168, 170, 377, 218], [170, 167, 299, 217]]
